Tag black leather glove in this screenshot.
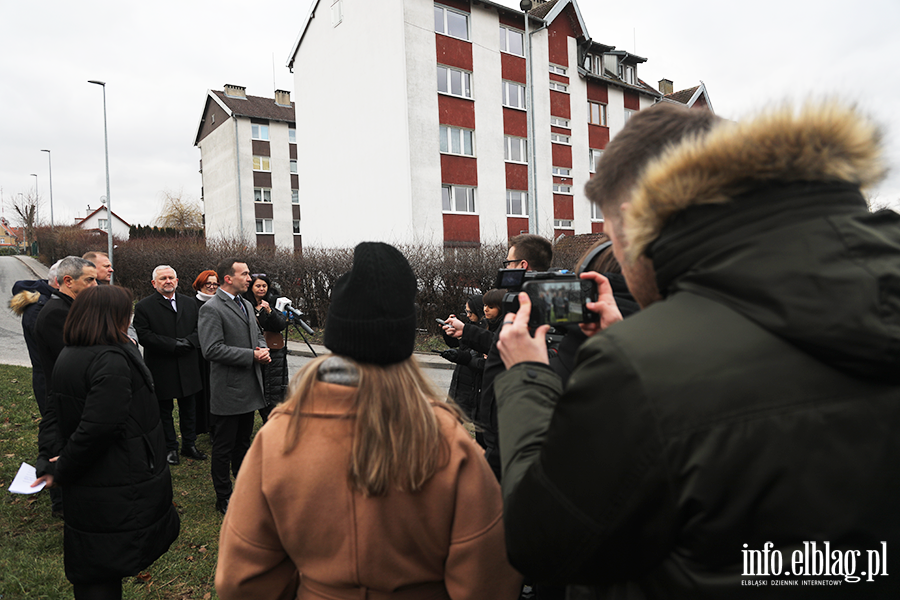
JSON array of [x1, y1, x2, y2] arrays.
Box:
[[440, 349, 472, 365], [174, 338, 193, 354]]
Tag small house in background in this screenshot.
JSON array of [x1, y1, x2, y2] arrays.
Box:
[[76, 205, 131, 240], [0, 217, 22, 252]]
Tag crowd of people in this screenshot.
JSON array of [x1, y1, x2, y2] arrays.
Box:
[[10, 99, 900, 599]]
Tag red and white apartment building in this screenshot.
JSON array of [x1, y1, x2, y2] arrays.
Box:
[[280, 0, 712, 248]]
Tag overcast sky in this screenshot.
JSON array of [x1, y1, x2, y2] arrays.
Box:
[[2, 0, 898, 231]]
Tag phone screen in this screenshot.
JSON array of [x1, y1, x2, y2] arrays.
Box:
[[522, 279, 598, 328]]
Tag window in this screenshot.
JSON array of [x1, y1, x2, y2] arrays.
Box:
[[554, 219, 574, 229], [251, 124, 269, 140], [589, 101, 607, 126], [624, 109, 635, 123], [440, 125, 474, 156], [619, 64, 635, 84], [434, 4, 468, 40], [506, 190, 528, 216], [550, 116, 570, 128], [553, 183, 573, 194], [252, 156, 270, 171], [437, 65, 472, 99], [552, 166, 571, 177], [442, 184, 476, 213], [289, 128, 296, 143], [502, 81, 526, 109], [583, 54, 603, 75], [550, 132, 570, 144], [290, 159, 298, 174], [256, 218, 273, 234], [254, 188, 272, 203], [98, 218, 108, 229], [549, 81, 568, 93], [590, 149, 603, 173], [549, 64, 567, 75], [292, 189, 299, 204], [591, 203, 604, 221], [499, 26, 524, 56], [504, 136, 528, 163], [293, 220, 301, 234]]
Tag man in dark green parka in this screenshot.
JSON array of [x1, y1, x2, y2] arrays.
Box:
[[495, 102, 900, 598]]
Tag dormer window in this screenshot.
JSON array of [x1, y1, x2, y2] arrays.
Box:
[[583, 54, 603, 76], [618, 64, 635, 84]]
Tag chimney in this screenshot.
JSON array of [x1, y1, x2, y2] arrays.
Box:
[[224, 84, 247, 99], [275, 89, 291, 106], [658, 79, 673, 96]]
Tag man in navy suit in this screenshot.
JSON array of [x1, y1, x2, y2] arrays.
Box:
[[134, 265, 207, 465], [199, 259, 270, 514]]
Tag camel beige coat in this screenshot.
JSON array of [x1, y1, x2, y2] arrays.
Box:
[[216, 380, 522, 600]]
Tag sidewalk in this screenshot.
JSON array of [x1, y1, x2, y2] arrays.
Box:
[[14, 255, 49, 279], [286, 342, 453, 370]]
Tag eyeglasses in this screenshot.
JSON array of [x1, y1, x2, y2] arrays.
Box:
[[251, 273, 267, 278], [204, 282, 219, 288], [501, 259, 522, 267]]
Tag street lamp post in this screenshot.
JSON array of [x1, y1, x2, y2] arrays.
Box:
[[40, 149, 54, 231], [29, 173, 38, 256], [88, 80, 113, 284]]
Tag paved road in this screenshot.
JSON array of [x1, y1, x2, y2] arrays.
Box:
[[0, 256, 47, 367], [0, 255, 454, 391]]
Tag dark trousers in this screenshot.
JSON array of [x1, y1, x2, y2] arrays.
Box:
[[73, 580, 122, 600], [159, 393, 198, 451], [210, 412, 254, 500]]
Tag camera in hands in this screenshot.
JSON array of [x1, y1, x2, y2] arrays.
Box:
[[495, 269, 599, 329]]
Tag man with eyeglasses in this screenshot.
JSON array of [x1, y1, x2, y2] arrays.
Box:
[[443, 234, 552, 479]]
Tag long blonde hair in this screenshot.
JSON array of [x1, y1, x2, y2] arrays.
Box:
[[282, 354, 463, 496]]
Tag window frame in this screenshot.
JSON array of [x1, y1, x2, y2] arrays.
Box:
[[591, 202, 604, 222], [97, 218, 109, 229], [502, 80, 526, 110], [624, 108, 636, 124], [254, 187, 272, 203], [440, 125, 475, 157], [291, 189, 300, 204], [434, 4, 469, 41], [590, 149, 603, 173], [290, 159, 298, 174], [553, 183, 573, 195], [504, 136, 528, 164], [589, 101, 608, 126], [550, 132, 571, 145], [554, 219, 574, 229], [252, 156, 271, 172], [288, 128, 296, 144], [506, 190, 528, 217], [293, 219, 301, 234], [255, 218, 274, 234], [549, 63, 567, 75], [441, 184, 477, 214], [499, 25, 524, 57], [550, 116, 570, 129], [437, 64, 473, 100], [552, 166, 572, 177], [549, 81, 568, 93], [251, 124, 269, 141]]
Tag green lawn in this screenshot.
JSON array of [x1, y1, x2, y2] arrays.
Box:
[[0, 364, 235, 600]]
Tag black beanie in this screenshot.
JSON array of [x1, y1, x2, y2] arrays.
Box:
[[324, 242, 417, 365]]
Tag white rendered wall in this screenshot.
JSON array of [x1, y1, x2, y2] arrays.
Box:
[[80, 206, 130, 240], [292, 0, 419, 248], [529, 26, 556, 238], [568, 36, 592, 235], [403, 0, 443, 246], [199, 115, 247, 243], [265, 120, 296, 249]]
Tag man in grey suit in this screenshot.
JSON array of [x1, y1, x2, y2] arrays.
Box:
[[198, 258, 271, 515]]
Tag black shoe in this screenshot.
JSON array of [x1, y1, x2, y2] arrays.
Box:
[[181, 444, 207, 460], [166, 450, 180, 465], [215, 497, 229, 515]]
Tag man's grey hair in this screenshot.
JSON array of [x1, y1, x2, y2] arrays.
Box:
[[57, 256, 93, 283], [47, 259, 63, 288], [152, 265, 177, 280]]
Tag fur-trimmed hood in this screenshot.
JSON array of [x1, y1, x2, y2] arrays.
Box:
[[625, 102, 887, 263]]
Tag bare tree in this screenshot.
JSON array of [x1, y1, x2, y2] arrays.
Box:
[[5, 190, 43, 249], [155, 190, 204, 230]]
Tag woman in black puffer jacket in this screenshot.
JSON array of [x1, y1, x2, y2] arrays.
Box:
[[243, 275, 287, 423], [34, 285, 180, 600], [441, 294, 486, 419]]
